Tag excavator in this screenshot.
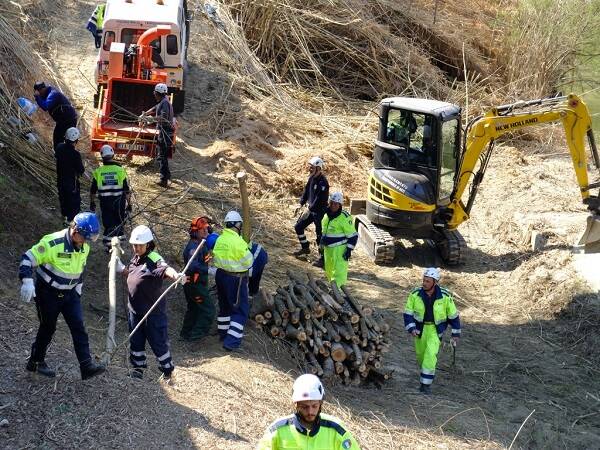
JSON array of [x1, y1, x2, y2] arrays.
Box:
[[350, 94, 600, 265]]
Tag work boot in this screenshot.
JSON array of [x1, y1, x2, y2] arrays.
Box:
[[156, 179, 168, 188], [293, 246, 310, 257], [26, 359, 56, 378], [80, 361, 106, 380], [312, 256, 324, 268], [419, 383, 431, 395], [160, 371, 174, 385]]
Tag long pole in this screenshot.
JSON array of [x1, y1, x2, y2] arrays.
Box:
[[103, 236, 124, 365], [237, 171, 251, 242]]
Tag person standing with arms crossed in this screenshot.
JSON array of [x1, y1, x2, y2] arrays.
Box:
[[293, 156, 329, 267]]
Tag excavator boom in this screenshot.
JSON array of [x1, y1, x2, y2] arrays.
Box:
[[449, 94, 600, 249]]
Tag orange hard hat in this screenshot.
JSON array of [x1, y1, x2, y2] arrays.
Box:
[[190, 216, 210, 232]]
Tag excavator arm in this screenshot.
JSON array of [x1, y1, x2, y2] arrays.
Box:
[[447, 94, 600, 237]]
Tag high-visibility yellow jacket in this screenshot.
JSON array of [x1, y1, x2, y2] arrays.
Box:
[[212, 228, 253, 273], [91, 162, 129, 199], [321, 210, 358, 250], [403, 285, 461, 338], [257, 413, 361, 450], [18, 229, 89, 295]]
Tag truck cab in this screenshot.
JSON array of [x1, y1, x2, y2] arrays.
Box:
[[94, 0, 190, 113]]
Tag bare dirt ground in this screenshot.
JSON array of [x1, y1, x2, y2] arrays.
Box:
[[1, 1, 599, 449]]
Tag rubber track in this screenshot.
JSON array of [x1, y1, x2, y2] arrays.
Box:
[[355, 215, 396, 264], [437, 229, 466, 265]]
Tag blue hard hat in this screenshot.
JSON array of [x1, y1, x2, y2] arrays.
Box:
[[205, 233, 219, 250], [73, 212, 100, 241]]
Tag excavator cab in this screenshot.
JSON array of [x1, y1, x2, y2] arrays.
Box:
[[368, 99, 461, 233]]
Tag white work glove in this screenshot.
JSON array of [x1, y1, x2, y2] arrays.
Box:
[[115, 258, 126, 273], [20, 278, 35, 303], [176, 272, 188, 286], [208, 266, 217, 277]]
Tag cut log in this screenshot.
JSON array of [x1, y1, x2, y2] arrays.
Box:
[[285, 324, 307, 341], [288, 283, 308, 309], [270, 326, 280, 337], [304, 318, 313, 336], [307, 352, 324, 376], [364, 314, 380, 332], [322, 357, 335, 378], [359, 317, 368, 340], [290, 309, 300, 325], [340, 285, 368, 318], [324, 321, 341, 342], [330, 342, 347, 362], [335, 323, 352, 341], [249, 288, 275, 317], [274, 296, 289, 319], [312, 317, 328, 335], [308, 273, 343, 312], [352, 342, 363, 366], [330, 282, 347, 305], [272, 310, 282, 326], [334, 361, 345, 374]]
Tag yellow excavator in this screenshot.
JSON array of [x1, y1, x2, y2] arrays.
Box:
[[351, 93, 600, 264]]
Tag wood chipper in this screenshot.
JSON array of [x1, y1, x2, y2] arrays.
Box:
[[91, 25, 176, 158]]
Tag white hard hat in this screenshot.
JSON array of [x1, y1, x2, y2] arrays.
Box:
[[224, 211, 243, 223], [100, 144, 114, 159], [65, 127, 80, 142], [154, 83, 168, 94], [292, 374, 324, 402], [129, 225, 154, 244], [309, 156, 324, 168], [329, 192, 343, 204], [423, 267, 441, 281]]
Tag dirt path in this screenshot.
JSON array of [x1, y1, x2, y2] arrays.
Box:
[[1, 1, 599, 449]]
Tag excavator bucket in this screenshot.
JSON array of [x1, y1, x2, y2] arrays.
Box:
[[578, 214, 600, 250]]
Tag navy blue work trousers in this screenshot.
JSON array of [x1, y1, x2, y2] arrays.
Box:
[[215, 270, 249, 350], [128, 310, 174, 374], [31, 281, 92, 366]]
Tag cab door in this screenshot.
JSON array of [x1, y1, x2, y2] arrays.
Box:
[[438, 118, 460, 203]]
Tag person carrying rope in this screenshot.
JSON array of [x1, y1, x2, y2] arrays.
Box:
[[115, 225, 186, 381]]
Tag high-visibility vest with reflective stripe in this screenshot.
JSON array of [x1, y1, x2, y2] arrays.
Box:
[[86, 4, 105, 34], [403, 286, 461, 338], [257, 413, 361, 450], [22, 229, 89, 291], [212, 229, 253, 273], [321, 210, 358, 249], [92, 164, 127, 198]]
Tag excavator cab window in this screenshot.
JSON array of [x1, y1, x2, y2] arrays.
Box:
[[381, 109, 437, 169], [439, 118, 459, 200]]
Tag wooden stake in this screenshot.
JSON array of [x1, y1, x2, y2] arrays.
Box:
[[236, 171, 251, 242]]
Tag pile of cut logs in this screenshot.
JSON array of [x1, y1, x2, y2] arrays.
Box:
[[251, 271, 391, 386]]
